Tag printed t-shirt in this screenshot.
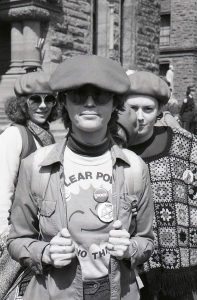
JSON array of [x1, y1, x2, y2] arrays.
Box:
[[64, 146, 113, 280]]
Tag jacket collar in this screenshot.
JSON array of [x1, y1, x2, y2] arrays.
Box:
[[40, 138, 131, 167]]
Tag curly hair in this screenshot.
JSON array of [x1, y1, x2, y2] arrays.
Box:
[[5, 96, 59, 125], [57, 92, 125, 133]]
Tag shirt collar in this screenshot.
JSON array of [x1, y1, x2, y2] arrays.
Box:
[[40, 139, 131, 167]]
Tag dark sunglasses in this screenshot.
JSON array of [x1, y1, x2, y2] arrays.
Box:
[[27, 94, 56, 109], [64, 89, 114, 105]]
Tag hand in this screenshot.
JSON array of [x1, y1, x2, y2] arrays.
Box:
[[107, 220, 131, 260], [42, 228, 76, 268], [117, 104, 139, 147]]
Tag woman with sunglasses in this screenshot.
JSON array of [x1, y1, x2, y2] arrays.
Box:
[[8, 56, 154, 300], [0, 71, 57, 299]]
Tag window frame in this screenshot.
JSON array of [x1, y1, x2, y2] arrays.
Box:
[[160, 13, 171, 46]]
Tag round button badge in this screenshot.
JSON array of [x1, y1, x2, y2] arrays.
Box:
[[182, 169, 194, 184], [93, 188, 109, 203], [97, 202, 113, 223]]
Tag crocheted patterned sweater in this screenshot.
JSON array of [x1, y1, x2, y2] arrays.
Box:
[[131, 126, 197, 297]]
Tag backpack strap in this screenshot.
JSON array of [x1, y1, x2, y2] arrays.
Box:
[[11, 124, 37, 159]]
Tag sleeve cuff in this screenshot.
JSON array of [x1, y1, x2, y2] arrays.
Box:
[[27, 241, 50, 274]]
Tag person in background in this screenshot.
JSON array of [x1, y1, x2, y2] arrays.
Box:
[[155, 77, 181, 129], [116, 71, 197, 300], [155, 108, 181, 129], [0, 71, 57, 299], [179, 85, 196, 133], [7, 55, 154, 300], [166, 64, 174, 93]]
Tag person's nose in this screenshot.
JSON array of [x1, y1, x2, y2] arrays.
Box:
[[136, 108, 144, 121], [84, 95, 96, 107], [39, 98, 47, 108]]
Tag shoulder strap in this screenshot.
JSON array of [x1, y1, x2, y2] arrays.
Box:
[[12, 124, 37, 159]]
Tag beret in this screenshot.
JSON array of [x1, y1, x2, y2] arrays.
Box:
[[14, 71, 54, 96], [127, 71, 170, 105], [49, 55, 130, 94]]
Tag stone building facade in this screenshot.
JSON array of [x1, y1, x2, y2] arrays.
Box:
[[0, 0, 160, 131], [159, 0, 197, 102]]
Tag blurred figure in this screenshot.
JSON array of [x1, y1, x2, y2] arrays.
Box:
[[155, 74, 181, 129], [126, 69, 137, 76], [155, 106, 181, 129], [179, 85, 196, 133], [166, 64, 174, 93]]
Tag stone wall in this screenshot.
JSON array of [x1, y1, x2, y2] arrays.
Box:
[[171, 0, 197, 48], [172, 55, 197, 102], [160, 0, 197, 102], [135, 0, 160, 72], [0, 0, 161, 132], [46, 0, 160, 71], [0, 0, 161, 92], [46, 0, 92, 61], [121, 0, 137, 70], [113, 0, 121, 61], [120, 0, 160, 71], [161, 0, 171, 12]]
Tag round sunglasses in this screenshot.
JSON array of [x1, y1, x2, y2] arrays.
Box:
[[27, 94, 56, 109]]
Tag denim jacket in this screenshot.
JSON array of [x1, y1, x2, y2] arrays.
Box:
[[8, 139, 154, 300]]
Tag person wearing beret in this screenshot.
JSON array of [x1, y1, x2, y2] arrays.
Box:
[[7, 55, 154, 300], [116, 71, 197, 300], [179, 85, 196, 133], [0, 71, 57, 299]]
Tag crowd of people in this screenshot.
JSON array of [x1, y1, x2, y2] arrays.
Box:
[[0, 54, 197, 300]]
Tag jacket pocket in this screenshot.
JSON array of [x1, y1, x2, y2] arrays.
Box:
[[40, 201, 56, 217], [38, 200, 58, 239], [119, 194, 138, 231]]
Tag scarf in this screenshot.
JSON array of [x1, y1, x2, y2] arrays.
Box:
[[27, 120, 55, 146], [67, 132, 111, 156]]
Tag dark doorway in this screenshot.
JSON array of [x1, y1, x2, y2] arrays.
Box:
[[0, 21, 11, 76], [92, 0, 98, 54]]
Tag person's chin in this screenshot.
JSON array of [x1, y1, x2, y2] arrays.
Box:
[[32, 115, 48, 125], [138, 129, 146, 136]]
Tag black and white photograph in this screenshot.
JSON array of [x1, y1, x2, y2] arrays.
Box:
[[0, 1, 197, 299]]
